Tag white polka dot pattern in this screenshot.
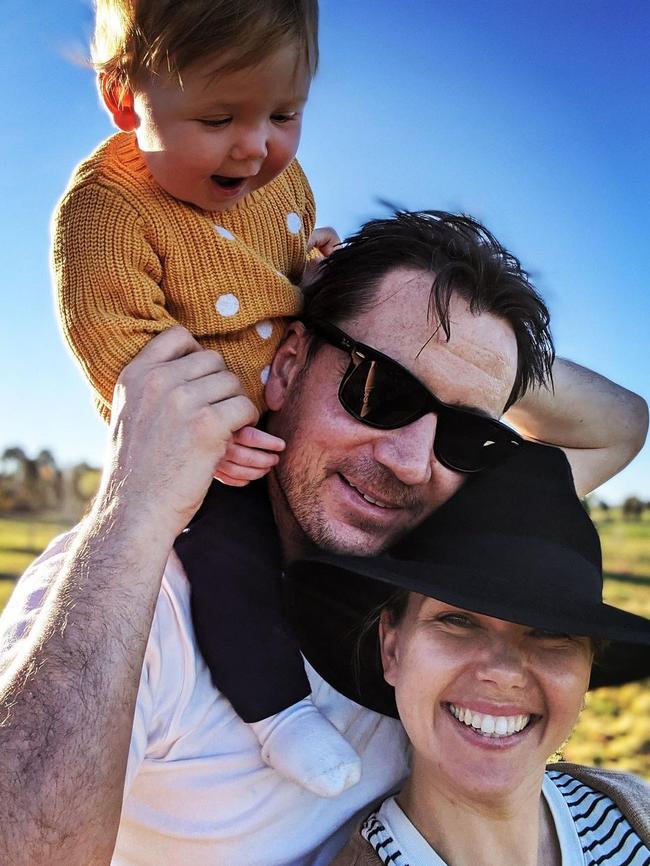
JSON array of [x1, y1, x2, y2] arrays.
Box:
[[260, 365, 270, 385], [215, 293, 240, 317], [286, 212, 302, 234], [214, 225, 235, 240], [255, 321, 273, 340]]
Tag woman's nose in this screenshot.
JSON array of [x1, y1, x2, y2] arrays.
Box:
[[476, 636, 529, 690]]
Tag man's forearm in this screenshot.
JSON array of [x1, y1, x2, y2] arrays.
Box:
[[0, 497, 172, 866], [0, 327, 261, 865], [506, 358, 648, 495]]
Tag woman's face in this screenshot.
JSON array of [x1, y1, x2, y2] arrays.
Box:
[[380, 593, 593, 801]]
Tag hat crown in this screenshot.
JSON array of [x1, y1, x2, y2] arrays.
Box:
[[389, 443, 602, 587], [287, 443, 650, 716]]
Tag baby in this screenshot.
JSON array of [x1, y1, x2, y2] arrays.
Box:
[[52, 0, 359, 797]]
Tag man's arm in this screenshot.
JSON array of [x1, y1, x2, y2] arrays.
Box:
[[506, 358, 648, 497], [0, 327, 258, 866]]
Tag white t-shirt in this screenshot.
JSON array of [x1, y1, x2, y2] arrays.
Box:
[[0, 531, 409, 866]]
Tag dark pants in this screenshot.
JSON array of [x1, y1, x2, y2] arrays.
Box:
[[174, 479, 310, 722]]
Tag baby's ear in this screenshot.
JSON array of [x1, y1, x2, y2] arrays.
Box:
[[99, 74, 138, 132]]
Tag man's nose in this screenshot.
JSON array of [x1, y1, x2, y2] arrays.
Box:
[[372, 413, 437, 486], [229, 125, 268, 163]]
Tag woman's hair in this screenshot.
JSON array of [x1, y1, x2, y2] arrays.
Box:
[[92, 0, 319, 93], [353, 589, 410, 689]]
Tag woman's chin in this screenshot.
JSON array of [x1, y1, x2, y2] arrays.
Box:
[[421, 702, 549, 801]]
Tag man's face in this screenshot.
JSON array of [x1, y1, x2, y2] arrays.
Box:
[[265, 267, 518, 558]]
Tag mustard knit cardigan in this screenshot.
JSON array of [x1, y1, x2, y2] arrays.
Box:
[[52, 133, 315, 419]]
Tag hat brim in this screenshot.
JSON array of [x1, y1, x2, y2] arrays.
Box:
[[285, 552, 650, 719]]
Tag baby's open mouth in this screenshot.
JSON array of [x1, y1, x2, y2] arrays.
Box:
[[212, 175, 244, 189]]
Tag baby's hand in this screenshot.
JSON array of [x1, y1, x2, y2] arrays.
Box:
[[214, 426, 285, 487], [307, 226, 341, 258], [304, 227, 341, 287]]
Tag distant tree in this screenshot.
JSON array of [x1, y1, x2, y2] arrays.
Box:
[[1, 446, 27, 479], [622, 496, 644, 522], [0, 446, 63, 512], [36, 449, 63, 507]]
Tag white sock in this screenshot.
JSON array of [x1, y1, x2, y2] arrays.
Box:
[[250, 697, 361, 798]]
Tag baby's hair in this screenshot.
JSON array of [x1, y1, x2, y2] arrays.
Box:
[[92, 0, 318, 95]]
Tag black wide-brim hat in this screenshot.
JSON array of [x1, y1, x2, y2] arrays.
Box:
[[285, 443, 650, 718]]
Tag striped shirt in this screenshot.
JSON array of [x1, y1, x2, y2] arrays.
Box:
[[548, 770, 650, 866], [361, 771, 650, 866]]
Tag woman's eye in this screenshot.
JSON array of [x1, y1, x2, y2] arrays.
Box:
[[531, 629, 573, 643], [438, 613, 474, 628]]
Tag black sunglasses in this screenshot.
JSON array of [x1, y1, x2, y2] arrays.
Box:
[[306, 320, 523, 473]]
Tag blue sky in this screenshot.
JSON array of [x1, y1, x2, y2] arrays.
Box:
[[1, 0, 648, 501]]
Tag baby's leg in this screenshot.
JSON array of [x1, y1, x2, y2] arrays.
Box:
[[175, 480, 360, 796], [252, 699, 361, 797]]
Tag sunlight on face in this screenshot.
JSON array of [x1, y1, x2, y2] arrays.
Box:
[[380, 594, 592, 803], [132, 44, 310, 211], [268, 275, 518, 558]]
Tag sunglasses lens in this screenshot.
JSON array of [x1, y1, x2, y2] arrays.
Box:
[[340, 357, 429, 428], [435, 413, 519, 472], [330, 333, 519, 474]]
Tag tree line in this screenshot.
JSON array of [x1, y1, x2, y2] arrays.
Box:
[[0, 447, 100, 517]]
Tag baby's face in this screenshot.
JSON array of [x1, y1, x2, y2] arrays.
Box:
[[131, 44, 310, 211]]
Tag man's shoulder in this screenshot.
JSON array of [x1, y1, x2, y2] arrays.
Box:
[[0, 528, 192, 668], [0, 528, 74, 659]]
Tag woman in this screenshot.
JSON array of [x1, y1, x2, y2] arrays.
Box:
[[286, 443, 650, 866]]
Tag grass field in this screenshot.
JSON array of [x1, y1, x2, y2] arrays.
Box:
[[561, 509, 650, 777], [0, 509, 648, 777]]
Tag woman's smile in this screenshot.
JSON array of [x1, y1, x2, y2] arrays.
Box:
[[447, 702, 533, 738], [441, 701, 543, 753]]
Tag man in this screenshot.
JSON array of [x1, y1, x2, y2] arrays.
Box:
[[0, 212, 646, 866]]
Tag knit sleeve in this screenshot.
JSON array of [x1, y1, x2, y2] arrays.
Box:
[[52, 182, 179, 422], [286, 159, 316, 240]]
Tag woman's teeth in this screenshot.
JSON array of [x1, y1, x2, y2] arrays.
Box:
[[448, 703, 531, 737]]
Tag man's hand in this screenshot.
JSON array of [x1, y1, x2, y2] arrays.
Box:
[[107, 326, 259, 541], [507, 358, 648, 496], [214, 426, 285, 487]]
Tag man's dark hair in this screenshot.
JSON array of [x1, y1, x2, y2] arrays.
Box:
[[302, 209, 554, 411]]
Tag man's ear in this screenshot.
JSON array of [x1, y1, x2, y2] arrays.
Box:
[[265, 320, 311, 410], [99, 73, 138, 132], [379, 609, 399, 688]]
